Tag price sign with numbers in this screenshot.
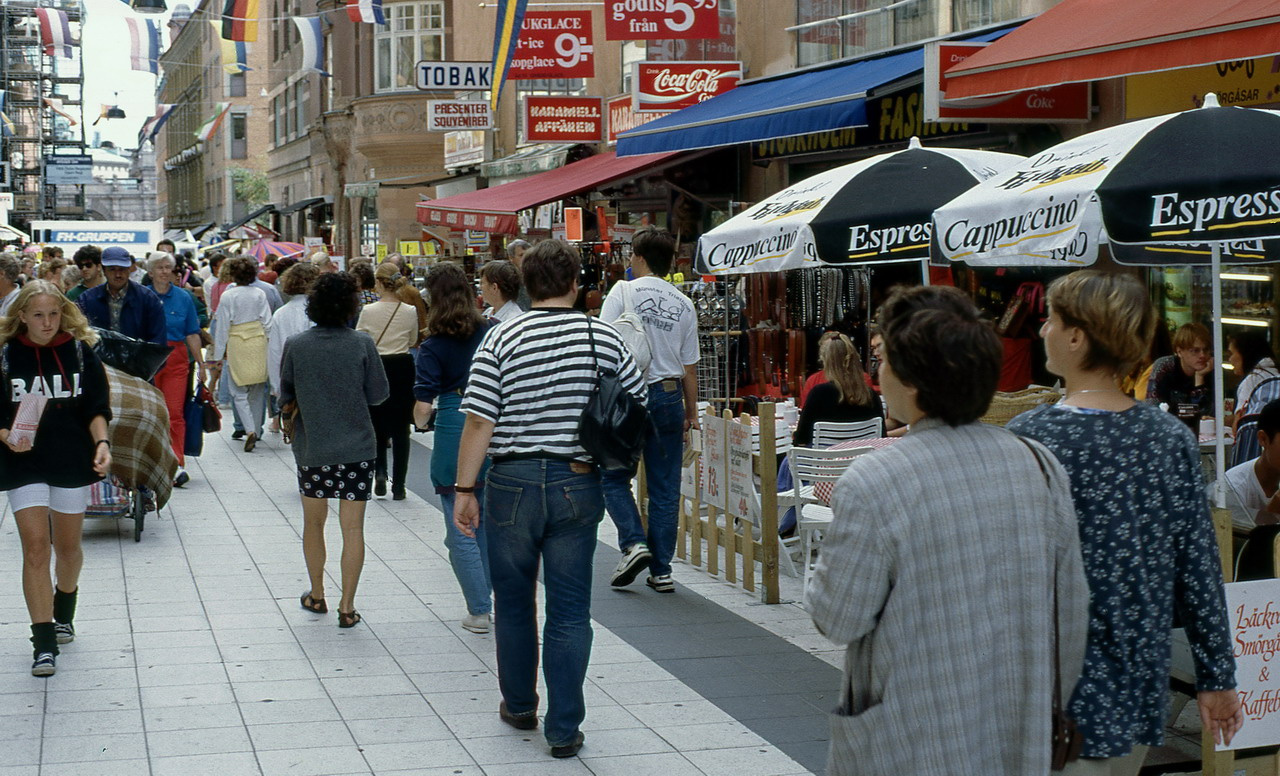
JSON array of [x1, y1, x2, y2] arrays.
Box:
[[509, 11, 595, 79], [605, 0, 720, 40]]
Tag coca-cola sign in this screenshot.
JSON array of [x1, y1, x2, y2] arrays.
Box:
[[633, 60, 742, 112], [605, 0, 719, 40]]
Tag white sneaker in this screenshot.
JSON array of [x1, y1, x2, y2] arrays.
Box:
[[610, 543, 652, 587], [462, 613, 491, 634]]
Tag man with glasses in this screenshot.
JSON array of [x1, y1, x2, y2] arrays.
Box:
[[66, 245, 105, 302]]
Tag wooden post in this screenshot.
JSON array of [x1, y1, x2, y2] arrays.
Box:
[[721, 409, 736, 584], [759, 401, 780, 604], [1201, 506, 1236, 776]]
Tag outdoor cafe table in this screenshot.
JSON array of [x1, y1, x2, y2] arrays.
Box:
[[811, 437, 899, 505]]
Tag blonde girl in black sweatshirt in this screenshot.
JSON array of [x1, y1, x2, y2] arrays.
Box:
[[0, 280, 112, 676]]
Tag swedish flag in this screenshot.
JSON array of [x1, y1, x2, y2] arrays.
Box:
[[489, 0, 528, 112]]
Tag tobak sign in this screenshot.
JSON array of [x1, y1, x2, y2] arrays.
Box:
[[924, 42, 1090, 124], [607, 94, 672, 143], [524, 96, 604, 143], [633, 60, 741, 112], [509, 11, 595, 80], [426, 101, 493, 132], [605, 0, 719, 40], [416, 61, 491, 90]]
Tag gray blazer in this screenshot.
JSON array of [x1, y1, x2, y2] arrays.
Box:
[[809, 419, 1089, 776]]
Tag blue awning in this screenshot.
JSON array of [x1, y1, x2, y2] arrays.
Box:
[[617, 29, 1007, 157]]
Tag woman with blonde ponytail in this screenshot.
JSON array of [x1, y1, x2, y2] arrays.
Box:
[[793, 333, 884, 447], [355, 263, 419, 499]]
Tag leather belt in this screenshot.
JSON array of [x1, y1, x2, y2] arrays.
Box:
[[651, 379, 680, 391]]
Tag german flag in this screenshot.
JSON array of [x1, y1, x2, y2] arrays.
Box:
[[221, 0, 259, 42]]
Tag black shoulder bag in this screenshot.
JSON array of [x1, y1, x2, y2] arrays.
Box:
[[578, 315, 649, 471]]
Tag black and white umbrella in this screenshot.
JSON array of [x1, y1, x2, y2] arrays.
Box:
[[696, 137, 1022, 276], [934, 93, 1280, 503]]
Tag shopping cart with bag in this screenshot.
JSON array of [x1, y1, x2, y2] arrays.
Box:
[[85, 476, 147, 542]]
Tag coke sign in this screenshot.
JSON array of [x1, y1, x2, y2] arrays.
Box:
[[509, 11, 595, 79], [605, 0, 719, 41], [923, 41, 1089, 123], [633, 60, 742, 112]]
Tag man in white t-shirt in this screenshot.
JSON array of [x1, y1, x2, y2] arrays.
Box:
[[599, 228, 699, 593], [1224, 398, 1280, 531]]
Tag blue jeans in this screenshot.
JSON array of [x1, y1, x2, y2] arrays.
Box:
[[440, 491, 492, 616], [484, 459, 603, 747], [602, 382, 685, 577]]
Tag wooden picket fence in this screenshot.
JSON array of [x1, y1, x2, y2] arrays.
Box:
[[675, 403, 781, 604]]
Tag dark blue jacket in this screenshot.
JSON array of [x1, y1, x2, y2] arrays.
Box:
[[77, 280, 167, 345]]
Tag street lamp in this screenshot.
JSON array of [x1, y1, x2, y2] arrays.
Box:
[[131, 0, 167, 13]]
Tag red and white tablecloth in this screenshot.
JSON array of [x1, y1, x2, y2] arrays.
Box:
[[810, 437, 898, 505]]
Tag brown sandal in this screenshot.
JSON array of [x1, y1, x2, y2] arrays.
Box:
[[300, 592, 327, 614], [338, 610, 361, 628]]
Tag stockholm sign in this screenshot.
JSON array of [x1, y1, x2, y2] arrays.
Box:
[[416, 61, 492, 91]]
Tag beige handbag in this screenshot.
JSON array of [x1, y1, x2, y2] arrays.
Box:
[[227, 321, 268, 386]]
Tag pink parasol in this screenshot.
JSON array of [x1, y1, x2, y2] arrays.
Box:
[[246, 240, 305, 263]]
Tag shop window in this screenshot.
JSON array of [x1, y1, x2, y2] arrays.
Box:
[[295, 80, 309, 136], [620, 41, 645, 94], [647, 0, 736, 62], [361, 197, 380, 245], [228, 71, 246, 98], [795, 0, 942, 66], [374, 2, 446, 93], [951, 0, 1020, 30]]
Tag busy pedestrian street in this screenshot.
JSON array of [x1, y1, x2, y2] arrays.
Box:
[[0, 428, 837, 776]]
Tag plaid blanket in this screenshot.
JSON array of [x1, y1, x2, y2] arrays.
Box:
[[105, 365, 177, 509]]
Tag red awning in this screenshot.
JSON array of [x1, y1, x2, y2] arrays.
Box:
[[945, 0, 1280, 99], [416, 151, 682, 234]]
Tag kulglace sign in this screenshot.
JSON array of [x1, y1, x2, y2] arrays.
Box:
[[509, 11, 595, 80], [604, 0, 720, 40]]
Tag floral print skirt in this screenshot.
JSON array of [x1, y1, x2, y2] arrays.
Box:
[[297, 459, 375, 501]]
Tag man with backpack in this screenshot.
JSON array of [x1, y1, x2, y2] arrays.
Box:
[[600, 227, 699, 593]]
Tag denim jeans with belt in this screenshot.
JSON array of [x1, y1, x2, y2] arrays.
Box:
[[602, 381, 685, 577], [484, 458, 603, 747]]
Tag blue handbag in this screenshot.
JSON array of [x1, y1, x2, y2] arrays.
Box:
[[183, 395, 205, 457]]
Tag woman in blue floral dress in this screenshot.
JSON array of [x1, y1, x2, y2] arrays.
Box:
[[1009, 270, 1241, 775]]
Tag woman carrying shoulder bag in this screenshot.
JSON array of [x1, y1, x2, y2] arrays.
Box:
[[0, 281, 112, 677]]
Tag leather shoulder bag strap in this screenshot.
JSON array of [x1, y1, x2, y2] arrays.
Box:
[[372, 303, 398, 349]]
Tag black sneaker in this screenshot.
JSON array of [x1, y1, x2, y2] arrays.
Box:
[[173, 468, 190, 488], [550, 732, 585, 758], [31, 652, 56, 677], [610, 543, 652, 587], [54, 622, 74, 644], [499, 701, 538, 730], [231, 430, 246, 440], [374, 476, 387, 497]]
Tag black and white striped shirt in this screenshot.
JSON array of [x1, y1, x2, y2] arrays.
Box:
[[461, 309, 646, 461]]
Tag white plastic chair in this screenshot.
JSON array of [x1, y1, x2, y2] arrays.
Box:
[[786, 446, 873, 601], [812, 418, 883, 448]]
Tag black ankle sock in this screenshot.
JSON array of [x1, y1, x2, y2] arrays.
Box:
[[53, 588, 77, 625], [30, 622, 58, 657]]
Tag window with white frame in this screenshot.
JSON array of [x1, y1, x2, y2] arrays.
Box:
[[375, 2, 446, 92]]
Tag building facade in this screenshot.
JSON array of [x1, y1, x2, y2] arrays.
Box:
[[156, 0, 271, 232], [83, 144, 160, 222]]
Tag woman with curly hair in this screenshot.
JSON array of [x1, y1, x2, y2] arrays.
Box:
[[281, 272, 389, 628], [0, 281, 112, 676], [414, 262, 496, 633]]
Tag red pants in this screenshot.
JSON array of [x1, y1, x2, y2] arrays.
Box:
[[155, 342, 191, 466]]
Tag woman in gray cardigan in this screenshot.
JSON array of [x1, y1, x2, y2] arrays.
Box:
[[280, 272, 389, 628], [809, 286, 1089, 776]]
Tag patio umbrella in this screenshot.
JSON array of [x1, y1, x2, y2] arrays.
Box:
[[247, 240, 305, 263], [933, 94, 1280, 504], [695, 137, 1023, 277]]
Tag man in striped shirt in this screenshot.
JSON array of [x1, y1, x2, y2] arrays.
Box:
[[454, 240, 645, 759]]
